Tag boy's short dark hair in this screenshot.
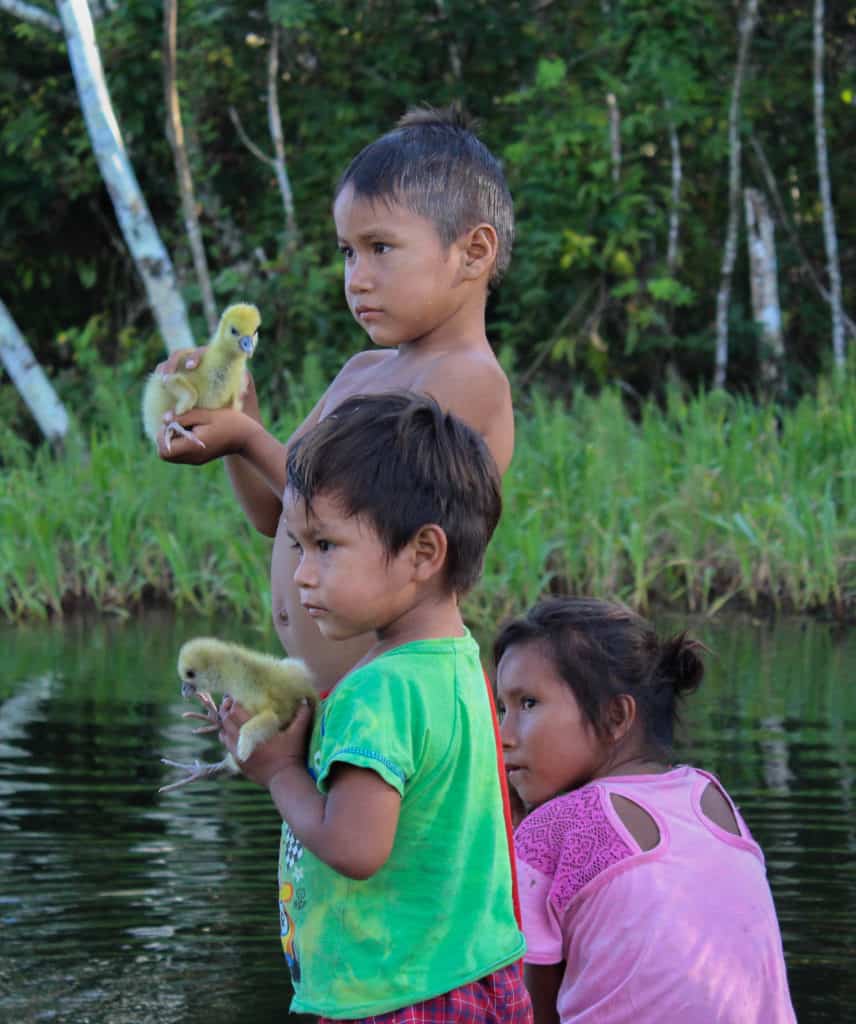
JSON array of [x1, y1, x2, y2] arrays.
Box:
[[335, 104, 514, 283], [286, 392, 502, 594]]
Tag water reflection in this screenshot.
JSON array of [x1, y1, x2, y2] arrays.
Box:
[[0, 612, 853, 1021]]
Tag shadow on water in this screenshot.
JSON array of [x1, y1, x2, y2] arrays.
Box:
[[0, 611, 853, 1021]]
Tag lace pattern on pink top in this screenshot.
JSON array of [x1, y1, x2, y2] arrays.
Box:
[[514, 785, 635, 913]]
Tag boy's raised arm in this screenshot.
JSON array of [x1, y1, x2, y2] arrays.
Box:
[[157, 371, 331, 537]]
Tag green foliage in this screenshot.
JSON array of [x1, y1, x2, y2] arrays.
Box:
[[0, 0, 852, 407], [2, 375, 854, 624]]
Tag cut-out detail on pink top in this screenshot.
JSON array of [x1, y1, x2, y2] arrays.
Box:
[[514, 785, 634, 913]]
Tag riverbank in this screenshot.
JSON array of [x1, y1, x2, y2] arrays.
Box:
[[2, 379, 854, 625]]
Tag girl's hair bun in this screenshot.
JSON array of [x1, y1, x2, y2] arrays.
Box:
[[656, 632, 706, 697]]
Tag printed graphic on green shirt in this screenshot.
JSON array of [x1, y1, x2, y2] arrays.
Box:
[[279, 824, 305, 982]]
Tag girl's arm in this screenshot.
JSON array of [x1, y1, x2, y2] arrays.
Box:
[[524, 963, 564, 1024], [219, 698, 401, 879]]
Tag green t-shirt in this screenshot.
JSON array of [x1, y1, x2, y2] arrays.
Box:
[[278, 632, 525, 1018]]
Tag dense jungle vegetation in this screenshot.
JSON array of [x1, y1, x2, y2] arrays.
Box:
[[0, 1, 854, 620]]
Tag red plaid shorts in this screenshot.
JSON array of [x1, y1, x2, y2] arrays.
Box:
[[317, 961, 532, 1024]]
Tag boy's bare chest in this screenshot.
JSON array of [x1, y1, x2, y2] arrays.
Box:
[[323, 355, 432, 413]]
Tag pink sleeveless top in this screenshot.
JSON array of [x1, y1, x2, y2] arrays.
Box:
[[514, 765, 796, 1023]]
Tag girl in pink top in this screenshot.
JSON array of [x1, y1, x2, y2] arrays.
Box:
[[495, 597, 796, 1024]]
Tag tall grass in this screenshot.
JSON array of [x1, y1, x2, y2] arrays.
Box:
[[2, 376, 854, 626]]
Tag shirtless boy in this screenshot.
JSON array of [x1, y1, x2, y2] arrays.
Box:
[[158, 106, 515, 692]]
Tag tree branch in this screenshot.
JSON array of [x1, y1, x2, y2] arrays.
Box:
[[163, 0, 217, 333], [0, 0, 61, 33], [714, 0, 759, 389], [813, 0, 846, 369]]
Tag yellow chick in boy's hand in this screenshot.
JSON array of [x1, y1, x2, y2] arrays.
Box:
[[142, 302, 261, 452], [158, 637, 315, 794]]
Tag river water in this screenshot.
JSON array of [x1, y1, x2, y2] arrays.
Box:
[[0, 612, 853, 1022]]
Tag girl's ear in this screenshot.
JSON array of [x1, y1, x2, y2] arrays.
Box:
[[607, 694, 637, 743], [459, 223, 498, 281], [409, 524, 448, 583]]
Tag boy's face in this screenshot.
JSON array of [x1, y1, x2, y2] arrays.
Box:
[[333, 184, 467, 349], [282, 487, 418, 642]]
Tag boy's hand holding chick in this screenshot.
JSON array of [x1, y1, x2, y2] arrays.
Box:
[[142, 302, 262, 456], [218, 693, 314, 789], [158, 637, 315, 793]]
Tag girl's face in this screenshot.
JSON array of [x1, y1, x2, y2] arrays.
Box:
[[497, 641, 607, 809]]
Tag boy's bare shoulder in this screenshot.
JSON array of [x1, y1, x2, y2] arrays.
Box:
[[418, 346, 510, 389], [416, 349, 514, 473], [319, 345, 514, 471]]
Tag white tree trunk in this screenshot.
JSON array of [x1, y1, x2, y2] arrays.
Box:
[[0, 299, 70, 442], [813, 0, 845, 370], [266, 23, 298, 248], [56, 0, 194, 354], [714, 0, 759, 389], [744, 188, 784, 390], [665, 100, 682, 274], [163, 0, 217, 334], [606, 92, 621, 184], [601, 1, 621, 185]]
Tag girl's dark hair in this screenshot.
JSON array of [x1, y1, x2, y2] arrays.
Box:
[[493, 597, 705, 755], [335, 103, 514, 283], [286, 391, 501, 595]]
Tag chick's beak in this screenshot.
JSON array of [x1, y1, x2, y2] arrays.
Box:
[[239, 335, 255, 355], [181, 680, 198, 699]]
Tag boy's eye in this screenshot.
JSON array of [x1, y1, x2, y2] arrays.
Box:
[[372, 241, 390, 254], [521, 697, 537, 711], [317, 539, 333, 552], [496, 701, 506, 720], [338, 244, 353, 259]]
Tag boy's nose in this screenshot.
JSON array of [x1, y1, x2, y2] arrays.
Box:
[[346, 259, 371, 294], [293, 556, 316, 588]]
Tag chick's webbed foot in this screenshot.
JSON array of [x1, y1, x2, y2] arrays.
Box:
[[163, 419, 206, 453], [158, 755, 237, 793], [181, 689, 221, 734]]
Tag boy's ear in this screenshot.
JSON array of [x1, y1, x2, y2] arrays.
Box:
[[607, 694, 636, 743], [409, 524, 448, 582], [459, 223, 498, 282]]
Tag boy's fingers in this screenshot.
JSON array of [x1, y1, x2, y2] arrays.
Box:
[[290, 699, 314, 730]]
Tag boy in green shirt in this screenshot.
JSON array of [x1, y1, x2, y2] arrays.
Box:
[[218, 392, 530, 1022]]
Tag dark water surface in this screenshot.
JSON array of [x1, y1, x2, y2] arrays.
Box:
[[0, 612, 853, 1022]]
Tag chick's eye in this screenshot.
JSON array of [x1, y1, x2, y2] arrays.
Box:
[[186, 669, 196, 679], [231, 325, 238, 335]]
